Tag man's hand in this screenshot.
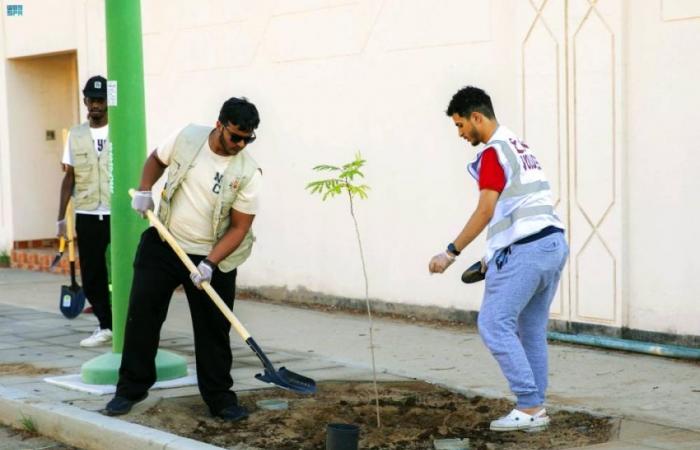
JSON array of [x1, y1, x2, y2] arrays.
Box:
[[190, 259, 215, 289], [131, 191, 154, 217], [429, 251, 456, 274], [56, 219, 67, 238]]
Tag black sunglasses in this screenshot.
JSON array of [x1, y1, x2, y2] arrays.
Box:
[[223, 126, 256, 145]]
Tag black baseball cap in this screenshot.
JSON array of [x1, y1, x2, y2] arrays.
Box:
[[83, 75, 107, 99]]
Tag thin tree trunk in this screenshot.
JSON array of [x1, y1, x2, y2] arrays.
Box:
[[347, 185, 381, 428]]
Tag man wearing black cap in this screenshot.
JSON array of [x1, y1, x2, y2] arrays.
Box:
[[56, 75, 113, 347]]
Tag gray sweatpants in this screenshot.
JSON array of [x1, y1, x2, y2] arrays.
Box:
[[477, 232, 569, 408]]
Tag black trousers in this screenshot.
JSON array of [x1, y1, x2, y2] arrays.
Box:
[[116, 227, 239, 413], [75, 213, 112, 330]]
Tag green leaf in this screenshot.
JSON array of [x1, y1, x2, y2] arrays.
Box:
[[308, 153, 370, 201], [312, 164, 340, 172]]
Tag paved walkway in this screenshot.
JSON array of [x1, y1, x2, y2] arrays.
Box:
[[0, 268, 699, 449], [0, 422, 78, 449]]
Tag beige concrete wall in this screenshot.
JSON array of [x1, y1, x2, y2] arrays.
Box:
[[5, 52, 78, 240], [136, 0, 512, 316], [3, 0, 78, 58], [0, 26, 11, 252], [625, 1, 700, 336], [0, 0, 96, 247], [1, 0, 96, 127], [514, 1, 628, 328], [0, 0, 698, 337]]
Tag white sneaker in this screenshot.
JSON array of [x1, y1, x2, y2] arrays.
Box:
[[490, 408, 550, 432], [80, 328, 113, 347]]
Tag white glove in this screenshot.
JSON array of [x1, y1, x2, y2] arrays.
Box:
[[429, 251, 455, 274], [190, 259, 215, 289], [57, 219, 67, 238], [131, 191, 155, 217]]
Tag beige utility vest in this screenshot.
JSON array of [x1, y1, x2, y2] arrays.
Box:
[[158, 124, 258, 273], [69, 123, 112, 211]]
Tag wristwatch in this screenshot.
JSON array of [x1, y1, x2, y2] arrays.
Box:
[[447, 243, 460, 257]]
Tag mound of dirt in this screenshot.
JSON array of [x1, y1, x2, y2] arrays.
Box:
[[126, 381, 613, 449]]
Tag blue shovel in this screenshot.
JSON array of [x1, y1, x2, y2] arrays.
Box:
[[60, 203, 85, 318]]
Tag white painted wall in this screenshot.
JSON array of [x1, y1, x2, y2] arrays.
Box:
[[0, 0, 698, 337]]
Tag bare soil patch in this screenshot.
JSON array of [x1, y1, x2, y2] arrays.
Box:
[[0, 362, 61, 376], [126, 381, 613, 449]]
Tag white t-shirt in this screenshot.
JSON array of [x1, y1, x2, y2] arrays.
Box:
[[62, 125, 110, 215], [156, 129, 261, 255]]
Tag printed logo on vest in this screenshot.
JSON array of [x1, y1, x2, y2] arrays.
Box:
[[509, 138, 541, 171], [520, 154, 542, 171], [212, 172, 223, 194]]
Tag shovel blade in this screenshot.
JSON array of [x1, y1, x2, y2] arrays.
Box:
[[461, 260, 486, 284], [49, 252, 64, 271], [255, 366, 317, 394], [60, 285, 86, 319], [50, 238, 66, 271]]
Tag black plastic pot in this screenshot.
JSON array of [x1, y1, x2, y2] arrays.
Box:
[[326, 423, 359, 450]]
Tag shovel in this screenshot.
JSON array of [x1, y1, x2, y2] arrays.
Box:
[[59, 201, 85, 319], [128, 190, 316, 394]]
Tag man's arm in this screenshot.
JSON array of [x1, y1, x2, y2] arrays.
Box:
[[57, 167, 74, 221], [428, 189, 500, 274], [452, 189, 500, 253], [138, 151, 168, 191], [207, 209, 255, 265], [130, 151, 167, 217]]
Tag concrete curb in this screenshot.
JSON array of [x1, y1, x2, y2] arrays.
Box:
[[0, 386, 224, 450]]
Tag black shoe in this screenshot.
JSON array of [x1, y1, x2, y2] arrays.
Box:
[[215, 404, 249, 422], [103, 393, 148, 416]]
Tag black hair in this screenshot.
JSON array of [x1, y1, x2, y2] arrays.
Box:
[[446, 86, 496, 120], [219, 97, 260, 132]]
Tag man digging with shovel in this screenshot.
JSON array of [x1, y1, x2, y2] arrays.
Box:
[[429, 86, 568, 432], [104, 97, 262, 421]]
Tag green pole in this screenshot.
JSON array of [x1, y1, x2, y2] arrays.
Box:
[[81, 0, 186, 384], [104, 0, 147, 353]]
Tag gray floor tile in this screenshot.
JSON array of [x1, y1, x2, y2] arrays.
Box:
[[627, 429, 700, 450]]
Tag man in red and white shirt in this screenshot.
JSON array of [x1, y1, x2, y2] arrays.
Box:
[[429, 86, 568, 432], [476, 146, 506, 193]]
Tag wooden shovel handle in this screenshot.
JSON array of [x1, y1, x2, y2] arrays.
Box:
[[128, 189, 251, 341], [66, 200, 76, 262]]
